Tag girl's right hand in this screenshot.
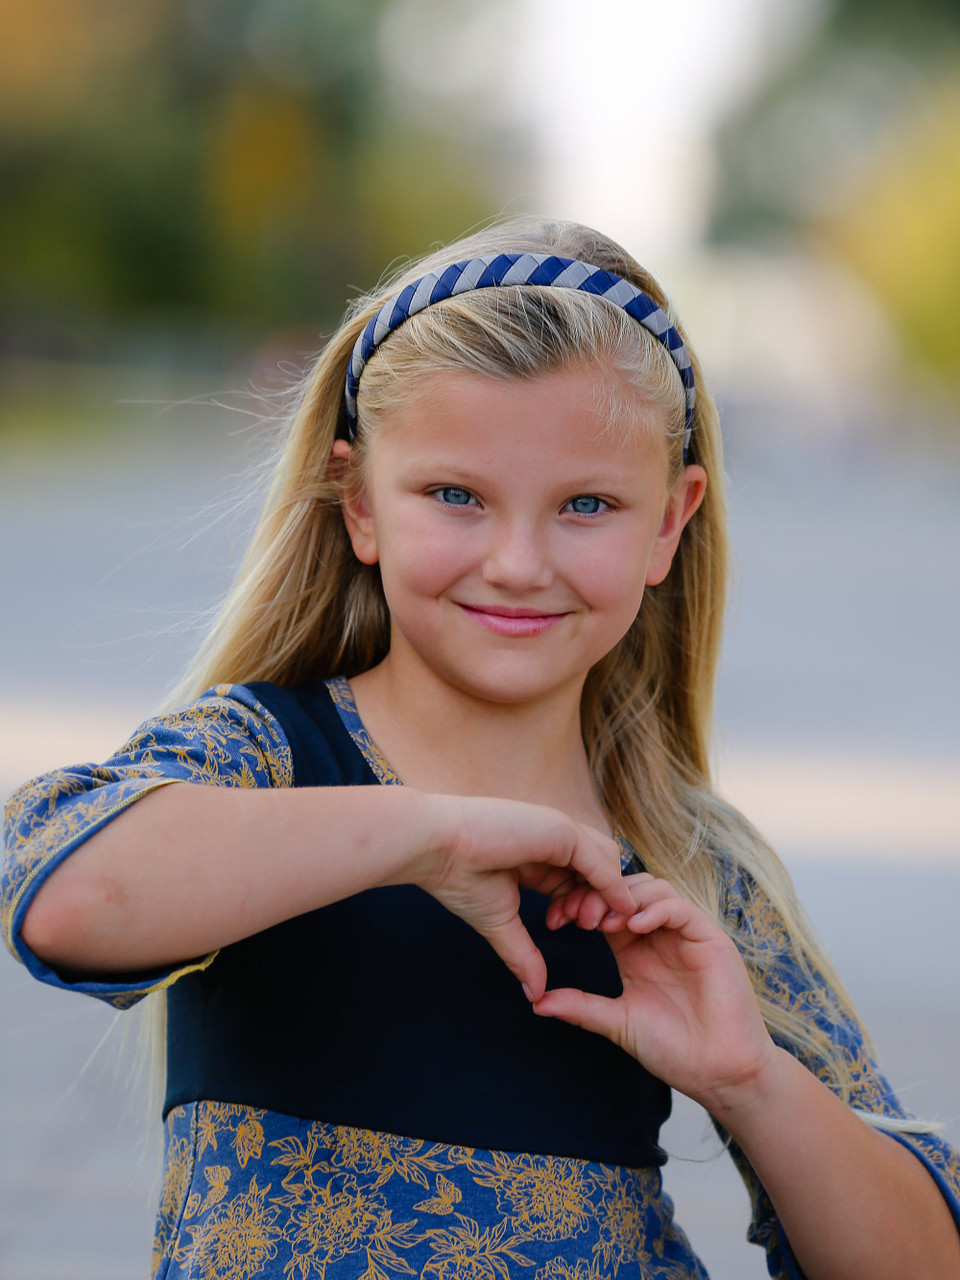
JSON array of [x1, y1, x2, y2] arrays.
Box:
[[409, 793, 634, 1002]]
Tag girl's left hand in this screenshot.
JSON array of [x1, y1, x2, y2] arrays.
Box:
[[533, 874, 777, 1110]]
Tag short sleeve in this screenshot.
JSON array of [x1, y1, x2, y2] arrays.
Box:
[[1, 684, 293, 1010], [721, 865, 960, 1280]]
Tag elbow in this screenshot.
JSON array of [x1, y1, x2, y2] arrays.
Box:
[[19, 871, 115, 971]]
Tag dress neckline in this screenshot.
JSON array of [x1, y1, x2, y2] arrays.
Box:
[[324, 675, 401, 786], [323, 674, 642, 873]]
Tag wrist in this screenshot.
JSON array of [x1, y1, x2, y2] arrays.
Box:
[[377, 789, 461, 891], [697, 1042, 792, 1137]]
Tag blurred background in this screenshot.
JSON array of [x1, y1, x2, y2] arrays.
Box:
[[1, 0, 958, 1276]]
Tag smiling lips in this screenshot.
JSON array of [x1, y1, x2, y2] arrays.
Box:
[[457, 603, 570, 637]]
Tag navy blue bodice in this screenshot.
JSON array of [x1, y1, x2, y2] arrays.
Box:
[[165, 680, 671, 1166]]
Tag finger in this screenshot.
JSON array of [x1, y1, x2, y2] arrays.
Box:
[[517, 865, 577, 898], [554, 868, 660, 932], [481, 916, 549, 1002], [554, 882, 590, 921], [544, 882, 589, 931], [622, 871, 656, 892], [532, 987, 624, 1042], [626, 894, 716, 941], [572, 887, 612, 931], [595, 873, 658, 931], [624, 875, 676, 905], [563, 831, 635, 916], [603, 925, 643, 956], [618, 876, 687, 918], [544, 898, 569, 931], [597, 909, 632, 932]]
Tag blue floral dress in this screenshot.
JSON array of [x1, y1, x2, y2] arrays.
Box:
[[3, 679, 959, 1280]]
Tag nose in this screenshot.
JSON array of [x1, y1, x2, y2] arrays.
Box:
[[480, 518, 553, 593]]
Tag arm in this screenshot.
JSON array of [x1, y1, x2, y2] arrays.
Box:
[[4, 687, 633, 1004], [20, 779, 631, 999], [708, 1044, 960, 1280], [535, 874, 960, 1280]]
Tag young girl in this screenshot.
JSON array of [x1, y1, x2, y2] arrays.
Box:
[[2, 218, 959, 1280]]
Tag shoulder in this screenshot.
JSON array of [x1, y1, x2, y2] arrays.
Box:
[[715, 856, 793, 955], [103, 678, 373, 790], [117, 683, 295, 789]]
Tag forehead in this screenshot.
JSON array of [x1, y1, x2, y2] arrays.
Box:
[[371, 365, 670, 477]]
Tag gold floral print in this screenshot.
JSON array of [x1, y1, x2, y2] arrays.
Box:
[[198, 1101, 240, 1158], [279, 1174, 423, 1280], [1, 772, 172, 954], [235, 1112, 266, 1168], [422, 1214, 535, 1279], [195, 1101, 267, 1168], [270, 1126, 331, 1195], [325, 677, 401, 786], [156, 1106, 712, 1277], [202, 1166, 233, 1212], [593, 1169, 649, 1275], [714, 862, 960, 1278], [535, 1259, 609, 1280], [0, 691, 293, 1008], [1, 685, 293, 1005], [472, 1153, 594, 1242], [9, 669, 955, 1278], [328, 1124, 451, 1190], [414, 1173, 464, 1216], [179, 1174, 282, 1280], [150, 1043, 959, 1280], [153, 1117, 195, 1277]]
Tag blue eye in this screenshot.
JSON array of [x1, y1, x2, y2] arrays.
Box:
[[435, 487, 475, 506], [567, 495, 607, 515]]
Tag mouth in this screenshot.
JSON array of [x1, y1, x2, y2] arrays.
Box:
[[456, 603, 570, 637]]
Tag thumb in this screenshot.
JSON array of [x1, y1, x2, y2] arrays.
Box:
[[481, 916, 548, 1003], [531, 987, 625, 1043]]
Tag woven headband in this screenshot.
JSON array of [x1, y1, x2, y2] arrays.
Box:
[[343, 252, 696, 459]]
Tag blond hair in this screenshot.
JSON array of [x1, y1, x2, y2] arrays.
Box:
[[167, 216, 885, 1115]]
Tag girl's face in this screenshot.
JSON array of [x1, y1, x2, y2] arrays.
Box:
[[339, 364, 706, 709]]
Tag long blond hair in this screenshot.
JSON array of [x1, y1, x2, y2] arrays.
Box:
[[166, 216, 882, 1112]]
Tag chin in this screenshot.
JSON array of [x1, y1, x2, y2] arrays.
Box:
[[442, 663, 585, 709]]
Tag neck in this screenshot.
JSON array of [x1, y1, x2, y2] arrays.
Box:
[[347, 654, 609, 834]]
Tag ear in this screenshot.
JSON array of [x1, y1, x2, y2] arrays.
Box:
[[645, 465, 707, 586], [330, 439, 379, 565]]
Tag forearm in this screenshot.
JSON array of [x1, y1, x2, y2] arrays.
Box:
[[708, 1047, 960, 1279], [20, 782, 447, 973]]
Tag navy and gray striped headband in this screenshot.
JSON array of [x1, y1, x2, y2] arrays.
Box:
[[343, 252, 696, 459]]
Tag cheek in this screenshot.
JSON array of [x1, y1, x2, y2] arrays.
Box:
[[564, 533, 649, 613], [374, 508, 473, 603]]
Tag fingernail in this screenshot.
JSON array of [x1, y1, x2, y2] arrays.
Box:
[[521, 983, 533, 1002]]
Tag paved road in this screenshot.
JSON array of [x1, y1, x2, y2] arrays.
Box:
[[2, 410, 958, 1279]]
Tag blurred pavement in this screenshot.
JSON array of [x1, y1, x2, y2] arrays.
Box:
[[1, 409, 958, 1279]]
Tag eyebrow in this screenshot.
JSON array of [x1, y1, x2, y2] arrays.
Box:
[[399, 457, 634, 488]]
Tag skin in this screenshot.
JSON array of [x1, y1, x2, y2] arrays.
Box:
[[22, 781, 632, 1000], [22, 361, 959, 1277], [337, 366, 960, 1276], [539, 876, 960, 1279], [335, 366, 704, 826], [22, 361, 700, 999]]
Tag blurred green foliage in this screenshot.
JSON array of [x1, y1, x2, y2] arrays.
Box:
[[0, 0, 501, 356], [708, 0, 960, 383], [710, 0, 960, 243]]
